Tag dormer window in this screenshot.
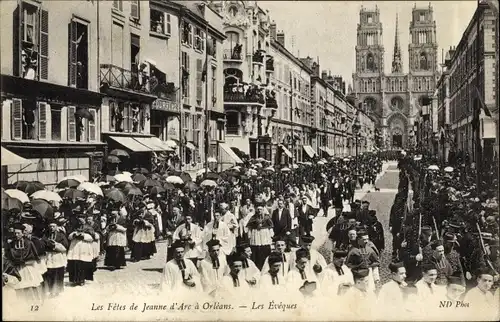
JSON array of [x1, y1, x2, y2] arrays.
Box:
[[229, 6, 238, 17], [367, 14, 373, 23], [419, 12, 425, 22]]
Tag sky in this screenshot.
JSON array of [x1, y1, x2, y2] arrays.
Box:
[[259, 0, 479, 87]]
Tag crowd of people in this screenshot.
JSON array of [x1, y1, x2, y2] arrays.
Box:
[[2, 149, 499, 319]]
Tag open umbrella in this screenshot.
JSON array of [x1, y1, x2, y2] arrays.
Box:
[[200, 180, 217, 188], [77, 182, 103, 196], [256, 157, 266, 163], [31, 199, 54, 218], [59, 188, 85, 201], [56, 178, 80, 189], [12, 181, 45, 195], [180, 172, 192, 183], [444, 166, 454, 173], [2, 197, 23, 212], [207, 157, 217, 163], [31, 190, 62, 203], [106, 155, 121, 164], [281, 167, 291, 172], [149, 186, 166, 195], [163, 182, 175, 190], [203, 172, 220, 181], [105, 188, 127, 203], [139, 179, 161, 188], [115, 182, 136, 191], [166, 176, 184, 185], [63, 175, 88, 183], [4, 189, 30, 204], [98, 174, 117, 183], [291, 164, 299, 169], [185, 182, 198, 191], [196, 168, 210, 177], [109, 149, 130, 158], [122, 171, 133, 177], [317, 160, 325, 165], [151, 173, 162, 180], [427, 165, 440, 171], [264, 166, 275, 172], [302, 162, 312, 166], [127, 187, 143, 196], [132, 173, 147, 183], [133, 167, 149, 174], [114, 173, 133, 183]]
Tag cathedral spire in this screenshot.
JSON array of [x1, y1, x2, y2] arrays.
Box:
[[392, 13, 402, 73]]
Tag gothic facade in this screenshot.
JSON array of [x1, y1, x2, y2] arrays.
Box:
[[352, 4, 440, 149]]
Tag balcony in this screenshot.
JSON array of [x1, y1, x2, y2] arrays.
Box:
[[224, 46, 243, 62], [224, 83, 265, 105], [265, 88, 278, 109], [100, 64, 150, 94], [266, 56, 274, 72], [253, 50, 265, 65]]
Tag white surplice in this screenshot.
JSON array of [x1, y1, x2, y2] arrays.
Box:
[[173, 223, 203, 259], [202, 221, 232, 255], [162, 259, 202, 293], [198, 255, 228, 294]]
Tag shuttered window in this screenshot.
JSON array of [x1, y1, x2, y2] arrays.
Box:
[[112, 0, 123, 11], [39, 9, 49, 80], [68, 106, 76, 141], [166, 14, 171, 35], [130, 0, 140, 19], [89, 109, 97, 141], [38, 102, 48, 140], [11, 99, 23, 140], [68, 20, 78, 87], [196, 59, 203, 102]]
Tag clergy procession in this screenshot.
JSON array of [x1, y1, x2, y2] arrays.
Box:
[[2, 150, 499, 319]]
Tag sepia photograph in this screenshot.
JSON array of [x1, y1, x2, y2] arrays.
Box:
[[1, 0, 499, 320]]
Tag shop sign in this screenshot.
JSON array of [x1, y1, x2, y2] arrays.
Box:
[[152, 99, 180, 113]]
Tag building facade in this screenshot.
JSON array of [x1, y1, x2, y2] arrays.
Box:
[[445, 3, 498, 162], [1, 0, 104, 187], [351, 4, 440, 150]]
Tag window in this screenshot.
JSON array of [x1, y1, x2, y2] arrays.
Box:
[[182, 52, 190, 98], [195, 28, 205, 52], [51, 105, 61, 141], [419, 12, 425, 22], [225, 31, 240, 59], [68, 105, 76, 141], [113, 0, 123, 12], [68, 19, 88, 89], [150, 9, 169, 35], [367, 14, 373, 24], [182, 22, 192, 46], [111, 22, 124, 68], [183, 113, 191, 142], [17, 3, 49, 80], [196, 59, 203, 103], [130, 34, 140, 73], [88, 109, 97, 141], [211, 66, 217, 104], [226, 111, 239, 135], [130, 0, 139, 20]]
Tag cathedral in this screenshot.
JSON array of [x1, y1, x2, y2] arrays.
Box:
[[351, 4, 440, 149]]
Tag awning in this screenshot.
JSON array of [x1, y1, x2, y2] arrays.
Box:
[[220, 143, 244, 164], [1, 147, 32, 166], [319, 146, 334, 157], [279, 144, 293, 158], [134, 136, 173, 152], [185, 142, 196, 150], [165, 140, 178, 148], [109, 136, 152, 152], [303, 145, 316, 158]]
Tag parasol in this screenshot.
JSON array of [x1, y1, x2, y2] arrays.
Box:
[[114, 174, 133, 183], [105, 188, 127, 203], [185, 182, 198, 191], [149, 186, 166, 195], [139, 179, 161, 188], [427, 165, 440, 171], [127, 187, 143, 196], [109, 149, 130, 158], [163, 182, 175, 190], [56, 178, 80, 189], [166, 176, 184, 185], [12, 181, 45, 195], [4, 189, 30, 204], [106, 155, 121, 164], [133, 167, 149, 174], [77, 182, 103, 196], [200, 180, 217, 188], [281, 167, 291, 172], [59, 188, 86, 201], [132, 173, 147, 183], [31, 190, 62, 203], [31, 199, 54, 218], [115, 182, 136, 191]]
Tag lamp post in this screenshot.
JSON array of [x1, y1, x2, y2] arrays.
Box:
[[352, 113, 361, 177]]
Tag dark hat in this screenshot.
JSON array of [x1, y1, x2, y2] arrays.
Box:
[[476, 266, 496, 277], [272, 235, 286, 243], [431, 240, 444, 249], [481, 232, 493, 241], [421, 262, 437, 273], [236, 242, 250, 253], [368, 210, 377, 217], [206, 239, 221, 249], [301, 235, 315, 244], [388, 262, 405, 273], [447, 275, 465, 287], [357, 229, 368, 237], [444, 232, 457, 243], [171, 240, 186, 250], [421, 225, 432, 234], [295, 248, 310, 261], [488, 238, 499, 247], [362, 200, 370, 205], [227, 253, 245, 266], [11, 222, 25, 231], [46, 217, 59, 225], [333, 250, 348, 258], [268, 252, 283, 265], [352, 267, 370, 279]]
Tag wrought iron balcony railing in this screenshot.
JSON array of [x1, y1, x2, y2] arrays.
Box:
[[100, 64, 150, 94], [253, 50, 265, 64], [224, 84, 265, 105], [266, 57, 275, 71]]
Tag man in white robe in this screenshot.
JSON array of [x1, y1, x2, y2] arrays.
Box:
[[340, 267, 378, 318], [162, 240, 201, 294], [289, 235, 327, 279], [198, 239, 228, 295], [261, 237, 291, 279], [415, 263, 442, 306], [260, 252, 287, 295], [220, 203, 238, 253], [218, 253, 251, 299], [286, 248, 321, 297], [377, 262, 409, 313], [321, 250, 353, 297], [463, 267, 497, 317], [235, 242, 260, 288], [202, 212, 232, 256], [173, 215, 203, 265]]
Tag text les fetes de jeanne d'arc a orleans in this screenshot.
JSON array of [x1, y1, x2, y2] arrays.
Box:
[[92, 301, 298, 313]]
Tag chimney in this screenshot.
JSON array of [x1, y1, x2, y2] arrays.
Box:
[[321, 70, 328, 80], [277, 31, 285, 46], [269, 21, 277, 40]]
